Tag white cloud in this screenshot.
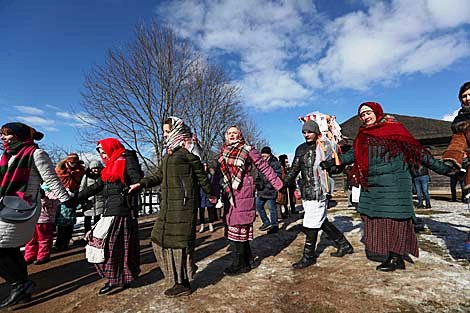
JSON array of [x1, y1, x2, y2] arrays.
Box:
[[157, 0, 470, 108], [56, 112, 74, 119], [443, 108, 459, 121], [14, 106, 44, 115], [15, 115, 58, 132]]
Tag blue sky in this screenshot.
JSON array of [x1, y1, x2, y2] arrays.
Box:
[[1, 0, 469, 160]]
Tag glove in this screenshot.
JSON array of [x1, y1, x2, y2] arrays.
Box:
[[62, 195, 78, 209], [320, 159, 335, 170]]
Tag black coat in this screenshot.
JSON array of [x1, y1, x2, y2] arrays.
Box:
[[78, 150, 143, 217], [255, 155, 281, 199]]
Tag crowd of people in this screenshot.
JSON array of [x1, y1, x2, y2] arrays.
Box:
[[0, 81, 468, 306]]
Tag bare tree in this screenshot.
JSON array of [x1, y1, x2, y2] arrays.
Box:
[[80, 22, 198, 169], [79, 21, 268, 168], [180, 59, 244, 162]]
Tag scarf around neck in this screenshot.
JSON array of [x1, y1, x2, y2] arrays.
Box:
[[352, 102, 426, 189], [218, 137, 252, 206], [0, 138, 37, 200]]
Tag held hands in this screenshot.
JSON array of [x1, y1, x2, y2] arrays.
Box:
[[208, 195, 218, 204], [319, 159, 335, 170], [128, 183, 142, 193], [62, 194, 78, 208]]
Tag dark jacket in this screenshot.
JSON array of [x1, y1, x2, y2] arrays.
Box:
[[284, 142, 319, 201], [78, 150, 142, 217], [139, 147, 212, 249], [255, 155, 281, 199], [340, 148, 450, 219], [410, 164, 429, 178]]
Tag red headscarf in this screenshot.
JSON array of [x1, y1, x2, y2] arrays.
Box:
[[352, 102, 427, 189], [98, 138, 126, 183]]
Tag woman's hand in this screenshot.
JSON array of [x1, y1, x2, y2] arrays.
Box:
[[208, 195, 218, 204], [128, 183, 142, 193]]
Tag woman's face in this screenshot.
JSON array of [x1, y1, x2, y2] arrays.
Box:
[[163, 124, 172, 140], [0, 133, 15, 145], [97, 147, 109, 160], [226, 127, 241, 144], [360, 110, 377, 126], [461, 88, 470, 108]]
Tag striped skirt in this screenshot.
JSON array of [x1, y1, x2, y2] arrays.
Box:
[[95, 216, 140, 286], [152, 243, 197, 288], [224, 224, 253, 242], [361, 215, 419, 257]]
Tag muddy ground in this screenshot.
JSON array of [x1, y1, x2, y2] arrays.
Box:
[[1, 194, 469, 313]]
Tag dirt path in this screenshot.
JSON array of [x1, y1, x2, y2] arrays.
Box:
[[2, 197, 469, 313]]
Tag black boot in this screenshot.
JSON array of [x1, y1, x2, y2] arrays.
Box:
[[321, 219, 354, 257], [224, 241, 251, 276], [0, 280, 35, 308], [376, 252, 406, 272], [292, 228, 318, 269]]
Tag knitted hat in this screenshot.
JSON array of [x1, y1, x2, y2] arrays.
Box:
[[89, 160, 103, 169], [261, 146, 271, 155], [302, 120, 320, 134], [1, 122, 44, 141]]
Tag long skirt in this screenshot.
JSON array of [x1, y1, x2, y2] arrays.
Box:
[[361, 215, 419, 257], [152, 243, 197, 288], [225, 224, 253, 242], [95, 216, 140, 286]]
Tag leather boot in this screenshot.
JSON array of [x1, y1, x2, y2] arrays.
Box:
[[292, 228, 318, 269], [376, 252, 406, 272], [224, 241, 251, 276], [321, 219, 353, 257], [0, 279, 35, 308]]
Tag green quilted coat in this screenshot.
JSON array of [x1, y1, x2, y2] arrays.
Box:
[[140, 147, 212, 249], [340, 148, 450, 219]]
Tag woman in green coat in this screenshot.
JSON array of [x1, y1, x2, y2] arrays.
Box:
[[129, 116, 215, 297], [322, 102, 452, 272]]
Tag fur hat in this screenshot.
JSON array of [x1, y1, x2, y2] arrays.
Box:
[[66, 153, 84, 164], [302, 120, 320, 134]]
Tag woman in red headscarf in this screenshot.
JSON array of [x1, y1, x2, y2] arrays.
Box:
[[77, 138, 142, 295], [322, 102, 452, 272]]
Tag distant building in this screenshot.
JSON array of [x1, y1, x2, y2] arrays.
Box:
[[336, 114, 452, 192]]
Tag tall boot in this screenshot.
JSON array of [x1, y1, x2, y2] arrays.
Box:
[[321, 219, 353, 257], [0, 279, 35, 308], [292, 228, 318, 269], [244, 241, 260, 269], [376, 252, 406, 272], [224, 241, 251, 276]]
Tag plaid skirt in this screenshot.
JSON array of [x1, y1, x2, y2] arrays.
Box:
[[95, 216, 140, 286], [152, 243, 197, 288], [225, 224, 253, 242], [362, 215, 419, 257]]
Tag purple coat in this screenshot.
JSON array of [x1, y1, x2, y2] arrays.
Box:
[[223, 148, 283, 226]]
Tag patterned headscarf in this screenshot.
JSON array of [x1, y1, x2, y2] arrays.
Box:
[[98, 138, 126, 183], [352, 101, 427, 189], [0, 122, 40, 200], [218, 125, 252, 206], [164, 116, 193, 155]]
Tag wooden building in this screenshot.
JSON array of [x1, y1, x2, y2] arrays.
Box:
[[335, 113, 453, 192]]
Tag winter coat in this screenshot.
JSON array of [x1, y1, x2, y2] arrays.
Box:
[[276, 166, 287, 205], [78, 150, 142, 217], [221, 148, 283, 226], [79, 170, 105, 217], [255, 155, 281, 199], [0, 149, 70, 248], [284, 142, 322, 201], [340, 147, 450, 219], [139, 147, 212, 249]]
